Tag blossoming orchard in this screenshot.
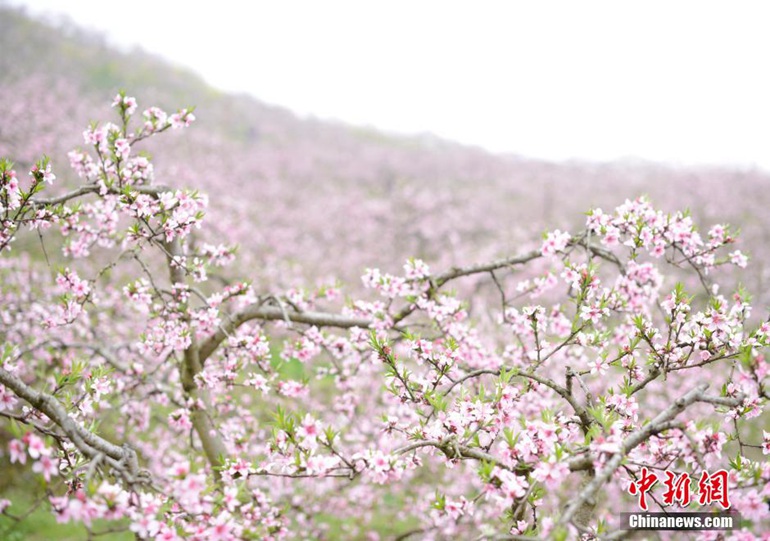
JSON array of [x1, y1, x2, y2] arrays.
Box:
[[0, 94, 768, 540]]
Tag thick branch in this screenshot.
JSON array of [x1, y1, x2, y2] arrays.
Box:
[[394, 438, 589, 474], [0, 366, 141, 483], [200, 249, 545, 364], [181, 338, 228, 472], [30, 184, 171, 206], [571, 236, 625, 269], [199, 305, 371, 364], [165, 239, 228, 474], [433, 249, 543, 287]]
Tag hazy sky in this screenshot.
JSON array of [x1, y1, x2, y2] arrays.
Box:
[[12, 0, 770, 169]]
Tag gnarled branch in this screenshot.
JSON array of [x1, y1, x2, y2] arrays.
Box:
[[0, 366, 143, 485]]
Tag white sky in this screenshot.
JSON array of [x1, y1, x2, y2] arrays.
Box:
[[11, 0, 770, 169]]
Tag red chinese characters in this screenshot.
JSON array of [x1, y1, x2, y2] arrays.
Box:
[[628, 469, 732, 510], [662, 471, 692, 506], [628, 467, 659, 511], [697, 470, 731, 509]]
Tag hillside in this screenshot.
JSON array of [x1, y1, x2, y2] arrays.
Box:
[[2, 3, 768, 300]]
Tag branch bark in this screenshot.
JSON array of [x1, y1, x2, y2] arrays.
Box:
[[0, 366, 143, 485], [30, 183, 171, 206], [198, 305, 371, 365], [165, 239, 228, 475], [199, 249, 545, 365], [432, 249, 543, 287]]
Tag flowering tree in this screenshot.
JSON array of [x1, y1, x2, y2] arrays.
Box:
[[0, 95, 768, 540]]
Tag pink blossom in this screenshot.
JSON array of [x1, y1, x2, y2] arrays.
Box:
[[29, 162, 56, 185], [114, 138, 130, 160], [589, 357, 607, 375], [25, 433, 49, 459], [733, 489, 769, 522], [277, 380, 308, 397], [580, 303, 608, 325], [111, 94, 137, 115], [169, 109, 195, 128], [245, 373, 270, 393], [32, 454, 59, 482], [0, 386, 17, 410], [532, 457, 570, 489], [296, 414, 322, 441], [8, 438, 26, 464], [130, 514, 161, 538], [492, 468, 528, 500], [729, 250, 748, 268], [168, 409, 193, 431], [541, 229, 571, 256]]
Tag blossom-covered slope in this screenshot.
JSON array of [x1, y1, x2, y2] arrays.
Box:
[[1, 5, 768, 297]]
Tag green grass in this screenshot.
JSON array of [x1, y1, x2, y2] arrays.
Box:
[[313, 490, 422, 539]]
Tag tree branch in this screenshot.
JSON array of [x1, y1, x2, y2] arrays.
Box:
[[198, 305, 372, 364], [165, 238, 228, 475], [200, 248, 546, 364], [442, 368, 594, 432], [30, 184, 171, 206], [433, 249, 543, 287], [0, 366, 143, 485]]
